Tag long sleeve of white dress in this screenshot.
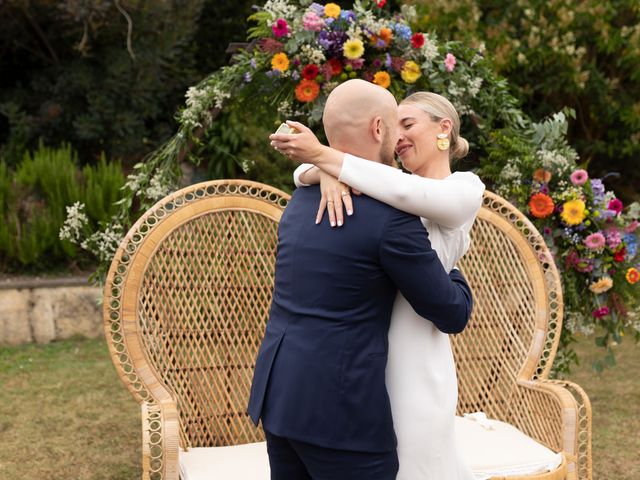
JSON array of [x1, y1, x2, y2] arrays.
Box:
[[293, 163, 316, 187], [339, 154, 485, 272]]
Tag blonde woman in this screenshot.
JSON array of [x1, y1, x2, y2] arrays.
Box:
[[270, 92, 485, 479]]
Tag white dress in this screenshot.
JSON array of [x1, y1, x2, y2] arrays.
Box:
[[294, 155, 485, 479]]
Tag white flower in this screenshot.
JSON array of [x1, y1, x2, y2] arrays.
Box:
[[538, 148, 571, 174], [467, 77, 483, 98], [81, 224, 124, 263], [59, 202, 89, 242], [262, 0, 297, 20], [420, 35, 439, 63], [145, 173, 171, 201], [277, 100, 293, 118], [300, 44, 325, 64]]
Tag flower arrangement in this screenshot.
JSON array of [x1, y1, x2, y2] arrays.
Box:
[[496, 112, 640, 371]]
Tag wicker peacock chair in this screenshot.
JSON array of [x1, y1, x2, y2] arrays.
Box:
[[103, 180, 591, 480]]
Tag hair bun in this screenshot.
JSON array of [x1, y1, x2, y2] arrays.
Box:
[[451, 136, 469, 161]]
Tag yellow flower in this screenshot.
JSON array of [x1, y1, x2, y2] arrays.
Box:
[[373, 71, 391, 89], [343, 39, 365, 60], [589, 277, 613, 294], [271, 52, 289, 72], [324, 3, 341, 18], [560, 199, 586, 225], [401, 60, 421, 84]]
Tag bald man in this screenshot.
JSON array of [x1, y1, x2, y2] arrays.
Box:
[[248, 80, 473, 479]]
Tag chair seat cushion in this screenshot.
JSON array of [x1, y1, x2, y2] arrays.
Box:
[[179, 442, 269, 480], [179, 415, 562, 480], [455, 413, 564, 479]]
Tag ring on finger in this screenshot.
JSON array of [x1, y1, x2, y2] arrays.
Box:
[[327, 200, 334, 204], [341, 191, 350, 197]]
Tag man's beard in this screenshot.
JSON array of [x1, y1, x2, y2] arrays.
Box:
[[380, 127, 395, 166]]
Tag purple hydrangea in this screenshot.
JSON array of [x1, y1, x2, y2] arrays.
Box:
[[309, 3, 325, 16], [340, 10, 356, 22], [318, 29, 348, 57]]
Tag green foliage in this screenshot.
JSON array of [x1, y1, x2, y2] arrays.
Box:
[[0, 143, 125, 272], [413, 0, 640, 200], [0, 0, 205, 164]]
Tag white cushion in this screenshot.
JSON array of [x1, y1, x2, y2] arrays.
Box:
[[179, 442, 270, 480], [456, 413, 563, 480]]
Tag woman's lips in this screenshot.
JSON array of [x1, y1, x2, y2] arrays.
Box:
[[396, 144, 412, 156]]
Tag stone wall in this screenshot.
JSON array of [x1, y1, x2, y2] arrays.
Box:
[[0, 277, 102, 345]]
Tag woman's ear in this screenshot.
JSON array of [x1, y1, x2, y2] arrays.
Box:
[[440, 118, 453, 136], [371, 116, 384, 143]]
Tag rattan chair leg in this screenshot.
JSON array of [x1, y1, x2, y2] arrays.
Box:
[[142, 400, 181, 480]]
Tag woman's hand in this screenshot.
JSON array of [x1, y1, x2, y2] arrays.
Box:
[[317, 171, 354, 227], [270, 121, 326, 165]]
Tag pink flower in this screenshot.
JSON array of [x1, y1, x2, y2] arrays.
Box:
[[584, 232, 606, 250], [302, 12, 323, 31], [444, 53, 457, 72], [608, 198, 623, 215], [346, 58, 365, 70], [570, 169, 589, 186], [272, 18, 289, 38], [592, 306, 610, 319], [625, 220, 639, 233], [606, 229, 622, 249]]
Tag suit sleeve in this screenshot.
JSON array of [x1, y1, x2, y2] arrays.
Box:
[[379, 210, 473, 333], [339, 154, 485, 228]]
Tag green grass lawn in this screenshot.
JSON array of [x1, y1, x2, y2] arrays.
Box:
[[0, 335, 638, 479]]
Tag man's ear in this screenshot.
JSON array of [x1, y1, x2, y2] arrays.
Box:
[[371, 116, 384, 143]]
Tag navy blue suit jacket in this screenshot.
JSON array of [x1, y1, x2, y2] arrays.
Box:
[[248, 185, 473, 453]]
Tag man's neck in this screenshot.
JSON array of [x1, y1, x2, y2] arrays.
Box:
[[330, 142, 381, 164]]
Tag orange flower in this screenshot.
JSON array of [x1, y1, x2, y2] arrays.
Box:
[[529, 193, 555, 218], [371, 27, 393, 48], [533, 168, 552, 183], [295, 79, 320, 103], [372, 71, 391, 89], [626, 267, 639, 284], [271, 52, 289, 72]]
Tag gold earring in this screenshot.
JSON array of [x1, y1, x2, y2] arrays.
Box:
[[436, 133, 450, 151]]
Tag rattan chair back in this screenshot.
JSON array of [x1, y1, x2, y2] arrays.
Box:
[[104, 180, 290, 449], [453, 192, 563, 417]]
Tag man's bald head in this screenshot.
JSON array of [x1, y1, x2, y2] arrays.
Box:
[[322, 80, 398, 164]]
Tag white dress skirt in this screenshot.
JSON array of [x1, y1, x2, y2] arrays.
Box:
[[294, 155, 485, 479]]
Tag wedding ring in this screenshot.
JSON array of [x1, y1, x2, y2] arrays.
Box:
[[327, 200, 334, 204], [341, 191, 350, 197]]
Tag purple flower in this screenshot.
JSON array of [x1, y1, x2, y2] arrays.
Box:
[[250, 58, 257, 69], [539, 184, 549, 194], [318, 30, 348, 57], [543, 227, 553, 236], [606, 229, 622, 249], [340, 10, 356, 22], [243, 72, 252, 83], [591, 179, 605, 200], [385, 53, 392, 68], [291, 70, 300, 81], [373, 58, 383, 68], [310, 2, 325, 16]]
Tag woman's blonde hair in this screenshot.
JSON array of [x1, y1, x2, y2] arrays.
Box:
[[401, 92, 469, 161]]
